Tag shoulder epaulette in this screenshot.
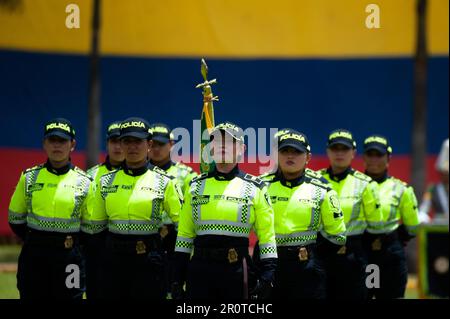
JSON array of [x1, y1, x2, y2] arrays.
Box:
[[391, 176, 409, 188], [24, 164, 45, 174], [259, 171, 277, 182], [305, 168, 323, 179], [306, 176, 331, 190], [151, 165, 174, 179], [242, 173, 265, 189], [73, 166, 93, 181], [189, 172, 209, 185], [175, 162, 194, 173], [350, 170, 372, 182]]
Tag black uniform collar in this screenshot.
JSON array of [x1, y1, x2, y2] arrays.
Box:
[[366, 170, 389, 184], [104, 156, 122, 171], [122, 161, 149, 176], [211, 165, 240, 181], [275, 169, 306, 188], [45, 159, 72, 175], [327, 166, 353, 182], [150, 159, 174, 172]]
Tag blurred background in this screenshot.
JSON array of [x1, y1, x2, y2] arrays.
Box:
[[0, 0, 448, 298]]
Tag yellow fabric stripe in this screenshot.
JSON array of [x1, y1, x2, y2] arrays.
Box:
[[0, 0, 447, 57]]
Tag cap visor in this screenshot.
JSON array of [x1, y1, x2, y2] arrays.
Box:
[[279, 142, 307, 153], [328, 140, 353, 149], [44, 131, 72, 140], [211, 128, 242, 142], [120, 132, 148, 139], [364, 144, 387, 154], [152, 136, 170, 144]]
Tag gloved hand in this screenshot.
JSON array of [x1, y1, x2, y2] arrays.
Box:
[[249, 279, 273, 299], [171, 282, 185, 300]]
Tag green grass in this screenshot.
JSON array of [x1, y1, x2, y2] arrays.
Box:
[[0, 272, 19, 299], [0, 245, 21, 263]]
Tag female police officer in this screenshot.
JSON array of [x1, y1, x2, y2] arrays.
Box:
[[82, 120, 124, 299], [260, 129, 346, 299], [172, 121, 277, 300], [87, 117, 182, 299], [319, 129, 383, 299], [8, 118, 91, 299], [362, 135, 419, 299]]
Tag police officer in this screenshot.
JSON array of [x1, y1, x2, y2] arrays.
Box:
[[87, 117, 182, 299], [148, 122, 198, 297], [362, 135, 420, 299], [319, 129, 383, 300], [81, 121, 124, 299], [172, 121, 277, 300], [260, 129, 346, 299], [8, 118, 90, 299]]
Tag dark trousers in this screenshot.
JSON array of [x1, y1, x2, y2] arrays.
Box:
[[161, 224, 177, 295], [102, 234, 166, 300], [325, 236, 368, 300], [368, 238, 407, 299], [83, 233, 106, 300], [17, 233, 85, 300], [186, 248, 250, 300], [272, 246, 326, 299]]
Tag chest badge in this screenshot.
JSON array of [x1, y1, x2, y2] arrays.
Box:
[[227, 248, 238, 263], [64, 236, 74, 249], [298, 247, 309, 261], [136, 241, 147, 255]]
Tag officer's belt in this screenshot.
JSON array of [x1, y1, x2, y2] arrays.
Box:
[[193, 246, 248, 263], [107, 233, 160, 254], [277, 245, 315, 261], [25, 229, 79, 249]]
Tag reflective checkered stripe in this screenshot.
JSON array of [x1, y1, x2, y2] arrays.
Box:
[[237, 183, 256, 224], [86, 165, 100, 180], [81, 219, 107, 234], [8, 210, 27, 224], [150, 172, 167, 225], [195, 220, 252, 237], [25, 168, 42, 214], [100, 171, 118, 200], [320, 229, 346, 245], [71, 174, 91, 219], [275, 230, 317, 246], [27, 212, 80, 233], [259, 243, 277, 259], [192, 179, 207, 222], [348, 178, 364, 227], [108, 219, 160, 235], [309, 186, 325, 231], [175, 236, 194, 254]]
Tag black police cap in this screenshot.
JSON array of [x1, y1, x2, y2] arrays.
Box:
[[120, 117, 151, 140], [327, 129, 356, 149], [278, 129, 311, 153], [150, 123, 174, 144], [44, 118, 75, 140], [106, 121, 122, 139], [363, 135, 393, 155]]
